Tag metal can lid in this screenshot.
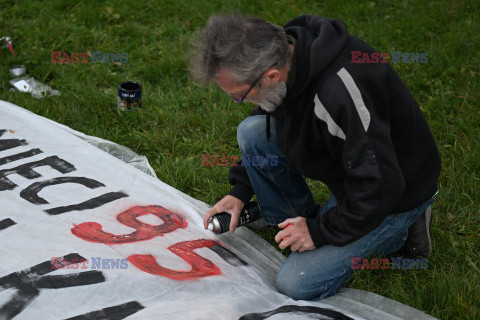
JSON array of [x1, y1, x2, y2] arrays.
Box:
[[208, 217, 222, 233]]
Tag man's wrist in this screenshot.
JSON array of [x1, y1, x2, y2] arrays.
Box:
[[228, 184, 253, 204], [306, 217, 327, 248]]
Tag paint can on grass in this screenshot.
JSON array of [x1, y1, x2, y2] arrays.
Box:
[[118, 81, 142, 110]]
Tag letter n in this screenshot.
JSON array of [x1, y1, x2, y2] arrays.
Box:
[[391, 51, 401, 63], [391, 257, 402, 269], [91, 257, 101, 269], [242, 154, 251, 166]]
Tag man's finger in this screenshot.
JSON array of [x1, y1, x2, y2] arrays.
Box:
[[275, 226, 293, 243], [229, 211, 240, 232], [290, 242, 301, 252], [279, 236, 295, 250], [278, 219, 295, 229], [275, 223, 295, 242], [274, 229, 286, 243]]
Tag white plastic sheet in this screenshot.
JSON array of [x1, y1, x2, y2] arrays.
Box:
[[0, 100, 437, 320]]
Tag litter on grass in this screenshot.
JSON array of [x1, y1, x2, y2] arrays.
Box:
[[10, 76, 60, 98]]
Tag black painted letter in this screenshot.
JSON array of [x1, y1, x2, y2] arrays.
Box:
[[0, 156, 76, 191], [20, 177, 105, 205], [0, 253, 105, 320]]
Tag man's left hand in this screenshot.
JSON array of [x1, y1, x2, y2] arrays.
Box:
[[275, 217, 315, 252]]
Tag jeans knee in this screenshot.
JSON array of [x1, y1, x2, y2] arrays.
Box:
[[275, 270, 309, 300], [237, 115, 268, 153], [275, 267, 347, 301]]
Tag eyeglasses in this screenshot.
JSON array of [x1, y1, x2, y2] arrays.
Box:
[[232, 62, 278, 103]]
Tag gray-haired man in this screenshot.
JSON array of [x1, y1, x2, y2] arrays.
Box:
[[192, 14, 441, 300]]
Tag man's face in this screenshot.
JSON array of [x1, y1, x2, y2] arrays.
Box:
[[214, 67, 286, 113]]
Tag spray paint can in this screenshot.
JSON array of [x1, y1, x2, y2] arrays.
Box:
[[208, 201, 262, 234]]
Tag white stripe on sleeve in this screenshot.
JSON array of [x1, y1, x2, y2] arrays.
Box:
[[313, 94, 346, 140], [337, 67, 371, 132]]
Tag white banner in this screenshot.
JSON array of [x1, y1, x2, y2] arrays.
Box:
[[0, 100, 435, 320]]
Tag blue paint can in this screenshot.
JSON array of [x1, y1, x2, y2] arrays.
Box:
[[118, 81, 142, 110]]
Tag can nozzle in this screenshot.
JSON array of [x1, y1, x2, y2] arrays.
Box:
[[207, 222, 214, 231]]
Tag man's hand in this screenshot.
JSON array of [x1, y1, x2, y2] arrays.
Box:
[[203, 195, 244, 232], [275, 217, 315, 252]]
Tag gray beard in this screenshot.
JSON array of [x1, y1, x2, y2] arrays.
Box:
[[254, 81, 287, 113]]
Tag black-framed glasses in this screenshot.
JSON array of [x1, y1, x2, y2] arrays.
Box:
[[232, 62, 278, 103]]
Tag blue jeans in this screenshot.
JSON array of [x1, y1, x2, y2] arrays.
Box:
[[237, 115, 436, 300]]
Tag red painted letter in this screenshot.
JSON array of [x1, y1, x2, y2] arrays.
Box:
[[128, 239, 221, 280], [71, 205, 187, 244]]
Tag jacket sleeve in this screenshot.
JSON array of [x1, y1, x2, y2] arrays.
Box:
[[226, 106, 267, 203], [306, 67, 406, 248], [227, 162, 254, 203]]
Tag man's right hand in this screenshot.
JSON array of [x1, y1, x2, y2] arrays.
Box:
[[203, 195, 245, 232]]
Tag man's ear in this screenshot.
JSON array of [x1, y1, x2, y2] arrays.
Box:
[[264, 69, 281, 85]]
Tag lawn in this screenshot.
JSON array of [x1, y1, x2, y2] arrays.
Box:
[[1, 0, 479, 319]]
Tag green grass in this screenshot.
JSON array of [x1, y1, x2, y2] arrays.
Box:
[[1, 0, 479, 319]]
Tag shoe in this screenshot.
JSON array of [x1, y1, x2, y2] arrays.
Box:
[[402, 205, 433, 258]]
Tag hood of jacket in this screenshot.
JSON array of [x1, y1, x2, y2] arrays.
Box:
[[283, 15, 349, 100]]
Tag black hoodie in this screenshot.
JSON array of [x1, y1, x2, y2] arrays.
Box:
[[227, 15, 441, 248]]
